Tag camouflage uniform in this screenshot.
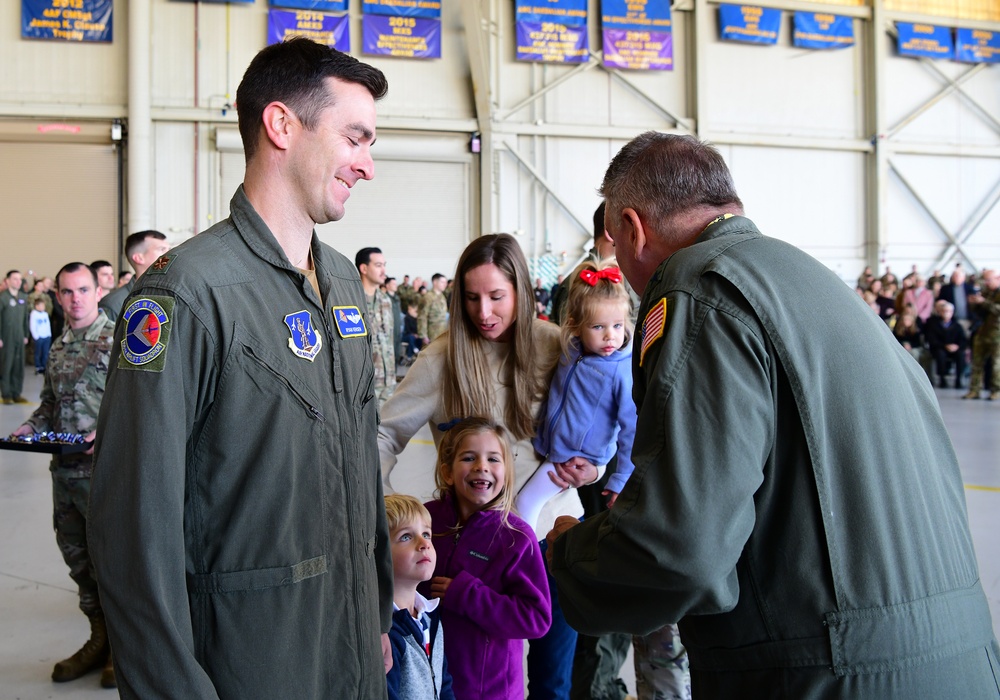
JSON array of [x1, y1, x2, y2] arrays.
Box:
[[1, 288, 30, 400], [25, 311, 115, 617], [366, 287, 396, 405], [398, 283, 418, 315], [417, 289, 448, 341], [633, 624, 691, 700], [966, 286, 1000, 398], [29, 289, 53, 315]]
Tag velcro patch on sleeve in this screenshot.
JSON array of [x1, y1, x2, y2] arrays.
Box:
[[117, 296, 174, 372]]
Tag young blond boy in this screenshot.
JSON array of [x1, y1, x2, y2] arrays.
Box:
[[384, 495, 455, 700]]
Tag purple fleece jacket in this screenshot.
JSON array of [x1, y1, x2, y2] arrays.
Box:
[[420, 495, 552, 700]]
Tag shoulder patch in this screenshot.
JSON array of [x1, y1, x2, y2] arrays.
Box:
[[146, 254, 176, 275], [332, 305, 367, 338], [639, 298, 668, 367], [118, 296, 174, 372]]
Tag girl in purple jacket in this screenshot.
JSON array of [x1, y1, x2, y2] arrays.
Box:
[[421, 417, 552, 700], [516, 259, 638, 529]]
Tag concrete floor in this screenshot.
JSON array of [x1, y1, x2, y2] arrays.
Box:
[[1, 371, 997, 699]]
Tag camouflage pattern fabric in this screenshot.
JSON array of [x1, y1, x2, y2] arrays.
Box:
[[52, 473, 103, 616], [366, 287, 396, 405], [417, 289, 448, 341], [968, 286, 1000, 394], [633, 624, 691, 700]]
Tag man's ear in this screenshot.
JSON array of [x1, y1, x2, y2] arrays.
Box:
[[261, 101, 295, 151], [622, 207, 648, 260]]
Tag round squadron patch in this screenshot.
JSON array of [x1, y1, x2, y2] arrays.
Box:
[[121, 298, 171, 366]]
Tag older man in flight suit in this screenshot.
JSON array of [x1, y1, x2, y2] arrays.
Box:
[[548, 132, 1000, 699]]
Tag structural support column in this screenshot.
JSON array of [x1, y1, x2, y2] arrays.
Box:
[[128, 0, 153, 234], [462, 0, 496, 235], [865, 0, 888, 269]]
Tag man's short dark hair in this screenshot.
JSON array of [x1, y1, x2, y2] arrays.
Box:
[[432, 273, 445, 282], [91, 259, 113, 272], [593, 201, 606, 243], [385, 276, 396, 285], [124, 230, 167, 261], [236, 38, 389, 162], [56, 262, 98, 291], [355, 247, 383, 272], [6, 270, 20, 280], [118, 271, 132, 283], [600, 132, 743, 230]]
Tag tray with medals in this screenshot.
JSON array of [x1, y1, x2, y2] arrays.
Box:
[[0, 433, 92, 455]]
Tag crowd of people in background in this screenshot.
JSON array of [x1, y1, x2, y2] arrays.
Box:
[[855, 263, 999, 399]]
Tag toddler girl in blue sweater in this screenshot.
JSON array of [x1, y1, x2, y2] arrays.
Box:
[[516, 259, 638, 528]]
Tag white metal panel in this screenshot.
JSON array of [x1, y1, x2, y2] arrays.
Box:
[[152, 122, 197, 244], [0, 0, 127, 108], [705, 16, 864, 138]]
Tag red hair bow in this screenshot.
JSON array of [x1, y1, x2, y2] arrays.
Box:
[[579, 267, 623, 286]]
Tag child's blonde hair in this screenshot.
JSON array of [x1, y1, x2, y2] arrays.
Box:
[[434, 417, 516, 526], [384, 493, 432, 532], [561, 258, 633, 357]]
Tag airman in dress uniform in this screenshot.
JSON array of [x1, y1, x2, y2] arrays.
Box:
[[11, 262, 116, 687]]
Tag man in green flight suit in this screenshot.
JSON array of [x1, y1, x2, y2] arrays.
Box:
[[12, 262, 117, 688], [1, 269, 31, 404], [88, 39, 394, 699], [547, 132, 1000, 698]]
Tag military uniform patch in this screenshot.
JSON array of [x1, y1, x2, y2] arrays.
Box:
[[332, 306, 367, 338], [640, 298, 668, 367], [146, 254, 175, 275], [119, 297, 173, 371], [284, 310, 323, 361]]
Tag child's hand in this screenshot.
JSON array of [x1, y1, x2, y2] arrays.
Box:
[[602, 489, 619, 508], [429, 576, 453, 599]]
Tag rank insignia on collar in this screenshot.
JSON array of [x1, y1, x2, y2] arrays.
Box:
[[284, 310, 323, 362], [120, 297, 173, 370], [332, 306, 367, 338], [639, 298, 668, 367]]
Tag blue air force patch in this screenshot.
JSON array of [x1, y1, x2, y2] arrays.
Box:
[[121, 298, 171, 366], [284, 310, 323, 362], [332, 306, 367, 338]]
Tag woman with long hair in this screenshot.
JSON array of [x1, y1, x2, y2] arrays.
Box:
[[379, 233, 598, 699]]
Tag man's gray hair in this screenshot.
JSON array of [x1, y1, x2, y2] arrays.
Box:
[[599, 132, 743, 229]]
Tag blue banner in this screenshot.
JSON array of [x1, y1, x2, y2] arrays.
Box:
[[22, 0, 112, 42], [955, 28, 1000, 63], [170, 0, 254, 3], [268, 9, 349, 51], [363, 14, 441, 58], [271, 0, 348, 11], [516, 20, 589, 63], [602, 28, 672, 70], [896, 22, 953, 59], [362, 0, 441, 19], [601, 0, 670, 31], [516, 0, 587, 27], [719, 4, 780, 46], [793, 13, 854, 49]]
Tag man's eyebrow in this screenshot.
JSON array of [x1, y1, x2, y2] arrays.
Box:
[[348, 123, 374, 142]]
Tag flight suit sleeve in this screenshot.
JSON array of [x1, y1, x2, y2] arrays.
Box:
[[550, 288, 774, 636], [88, 291, 222, 699]]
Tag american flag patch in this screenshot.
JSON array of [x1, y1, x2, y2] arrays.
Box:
[[639, 298, 668, 367]]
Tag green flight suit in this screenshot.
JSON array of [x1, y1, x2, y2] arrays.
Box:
[[97, 278, 134, 324], [89, 187, 393, 699], [551, 216, 1000, 699], [0, 288, 30, 399]]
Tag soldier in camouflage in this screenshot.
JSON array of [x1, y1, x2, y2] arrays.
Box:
[[11, 262, 117, 688], [418, 273, 449, 344], [356, 247, 396, 405], [964, 269, 1000, 401]]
